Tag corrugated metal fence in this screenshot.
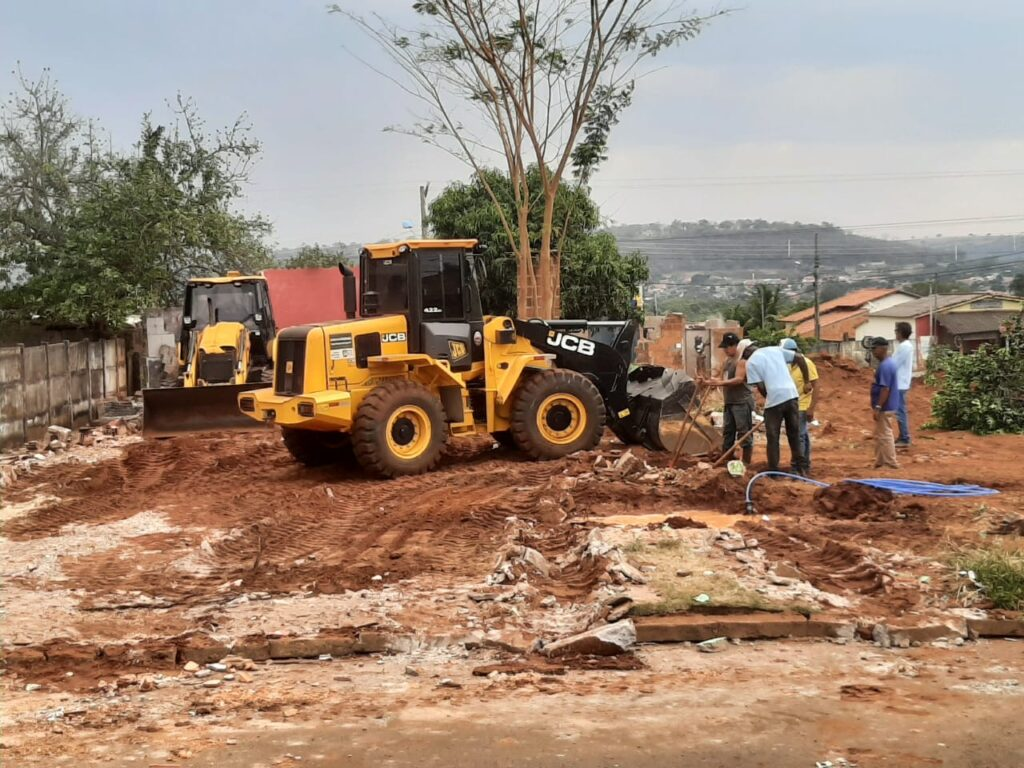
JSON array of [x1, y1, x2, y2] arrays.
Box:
[[0, 338, 127, 451]]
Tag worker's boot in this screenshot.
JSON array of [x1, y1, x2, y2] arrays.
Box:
[[742, 445, 753, 466]]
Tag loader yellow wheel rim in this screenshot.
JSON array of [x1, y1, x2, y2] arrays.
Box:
[[386, 405, 431, 459], [536, 393, 587, 445]]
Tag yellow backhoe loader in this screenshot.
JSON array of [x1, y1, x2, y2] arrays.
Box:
[[238, 240, 694, 476], [143, 272, 277, 436]]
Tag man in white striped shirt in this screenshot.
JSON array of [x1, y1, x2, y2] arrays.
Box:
[[892, 322, 914, 448]]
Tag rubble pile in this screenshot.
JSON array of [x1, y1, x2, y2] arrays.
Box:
[[0, 417, 140, 488]]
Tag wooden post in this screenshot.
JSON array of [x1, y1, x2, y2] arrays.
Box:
[[86, 341, 95, 422], [64, 340, 73, 427], [43, 343, 52, 429], [17, 343, 27, 445]]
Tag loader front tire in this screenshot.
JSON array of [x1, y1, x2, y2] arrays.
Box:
[[510, 370, 605, 460], [352, 380, 447, 477], [281, 427, 353, 467]]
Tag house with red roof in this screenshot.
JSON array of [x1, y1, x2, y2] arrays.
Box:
[[780, 288, 918, 341]]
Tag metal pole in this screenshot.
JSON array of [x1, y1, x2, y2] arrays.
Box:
[[813, 233, 821, 339]]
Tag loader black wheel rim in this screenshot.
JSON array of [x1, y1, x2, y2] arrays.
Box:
[[536, 394, 586, 445], [386, 405, 431, 459]]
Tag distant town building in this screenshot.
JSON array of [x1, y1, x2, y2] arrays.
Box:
[[865, 292, 1024, 360], [780, 288, 918, 342]]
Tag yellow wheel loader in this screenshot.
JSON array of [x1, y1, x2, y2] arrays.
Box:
[[238, 240, 694, 476]]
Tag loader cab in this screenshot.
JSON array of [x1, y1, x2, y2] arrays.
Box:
[[358, 240, 485, 371]]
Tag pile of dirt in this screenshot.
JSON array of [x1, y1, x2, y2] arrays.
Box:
[[814, 482, 896, 520]]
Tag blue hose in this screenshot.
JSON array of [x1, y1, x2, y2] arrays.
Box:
[[744, 471, 998, 514]]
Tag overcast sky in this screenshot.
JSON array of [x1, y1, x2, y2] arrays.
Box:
[[2, 0, 1022, 247]]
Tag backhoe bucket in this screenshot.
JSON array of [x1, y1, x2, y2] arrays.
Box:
[[143, 383, 267, 438]]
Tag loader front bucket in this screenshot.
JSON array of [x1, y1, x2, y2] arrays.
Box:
[[142, 383, 266, 438], [618, 365, 702, 452]]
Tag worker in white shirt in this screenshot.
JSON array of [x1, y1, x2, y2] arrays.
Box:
[[745, 344, 812, 475], [892, 322, 914, 448]]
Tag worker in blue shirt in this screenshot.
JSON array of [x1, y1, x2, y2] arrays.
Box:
[[869, 337, 902, 469]]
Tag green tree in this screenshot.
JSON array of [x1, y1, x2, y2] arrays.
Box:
[[429, 169, 646, 320], [1010, 273, 1024, 297], [335, 1, 721, 318], [1, 79, 271, 332], [284, 243, 348, 269], [729, 284, 784, 331], [0, 68, 101, 291]]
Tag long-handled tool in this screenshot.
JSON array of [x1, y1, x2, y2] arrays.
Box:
[[669, 383, 712, 469], [711, 419, 764, 469]]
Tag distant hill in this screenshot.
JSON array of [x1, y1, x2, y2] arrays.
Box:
[[606, 220, 942, 283]]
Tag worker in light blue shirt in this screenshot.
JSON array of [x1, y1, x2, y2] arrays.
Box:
[[746, 344, 811, 475], [870, 337, 902, 469], [892, 322, 914, 447]]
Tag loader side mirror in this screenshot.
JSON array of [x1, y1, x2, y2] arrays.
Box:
[[339, 263, 358, 318]]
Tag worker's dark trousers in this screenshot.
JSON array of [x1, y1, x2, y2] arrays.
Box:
[[764, 398, 805, 473], [722, 403, 754, 459]]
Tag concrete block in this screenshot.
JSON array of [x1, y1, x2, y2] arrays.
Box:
[[636, 613, 813, 643], [967, 618, 1024, 638]]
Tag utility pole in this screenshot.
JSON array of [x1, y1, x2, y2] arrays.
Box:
[[419, 183, 430, 238], [813, 232, 821, 339], [929, 272, 937, 339]]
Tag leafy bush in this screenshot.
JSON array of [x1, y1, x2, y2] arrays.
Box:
[[747, 327, 811, 352], [953, 548, 1024, 611], [929, 313, 1024, 434]]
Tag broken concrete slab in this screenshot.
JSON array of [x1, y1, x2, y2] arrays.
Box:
[[635, 613, 855, 643], [544, 620, 636, 657], [967, 617, 1024, 638]]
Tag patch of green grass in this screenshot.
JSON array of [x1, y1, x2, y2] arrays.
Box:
[[953, 548, 1024, 610], [623, 537, 808, 616]]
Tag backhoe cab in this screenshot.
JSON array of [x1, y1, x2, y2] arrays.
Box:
[[240, 240, 693, 476]]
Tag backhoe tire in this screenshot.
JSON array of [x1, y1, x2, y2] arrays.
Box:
[[281, 427, 353, 467], [352, 380, 447, 477], [509, 370, 605, 460]]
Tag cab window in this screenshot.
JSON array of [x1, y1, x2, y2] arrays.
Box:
[[420, 251, 464, 320], [363, 255, 409, 314]]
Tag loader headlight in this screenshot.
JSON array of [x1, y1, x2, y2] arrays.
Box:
[[240, 397, 255, 413], [298, 402, 315, 418]]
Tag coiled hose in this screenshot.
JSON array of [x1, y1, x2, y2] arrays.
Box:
[[744, 471, 999, 514]]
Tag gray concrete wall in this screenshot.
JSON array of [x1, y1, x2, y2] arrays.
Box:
[[0, 339, 128, 451]]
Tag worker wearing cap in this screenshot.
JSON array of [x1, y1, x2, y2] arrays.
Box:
[[703, 333, 755, 465], [745, 343, 811, 475], [870, 337, 902, 469], [780, 338, 819, 473]]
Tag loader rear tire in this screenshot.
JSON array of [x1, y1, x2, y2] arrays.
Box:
[[352, 380, 447, 477], [281, 427, 353, 467], [510, 370, 605, 460]]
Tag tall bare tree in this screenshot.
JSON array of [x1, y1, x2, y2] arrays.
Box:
[[332, 1, 722, 318]]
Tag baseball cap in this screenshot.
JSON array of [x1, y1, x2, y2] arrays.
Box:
[[779, 337, 798, 351], [719, 332, 741, 348], [737, 338, 753, 356], [870, 336, 890, 348]]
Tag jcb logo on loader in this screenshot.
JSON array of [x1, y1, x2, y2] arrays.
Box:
[[546, 332, 596, 357], [448, 340, 468, 359], [381, 332, 407, 343]]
